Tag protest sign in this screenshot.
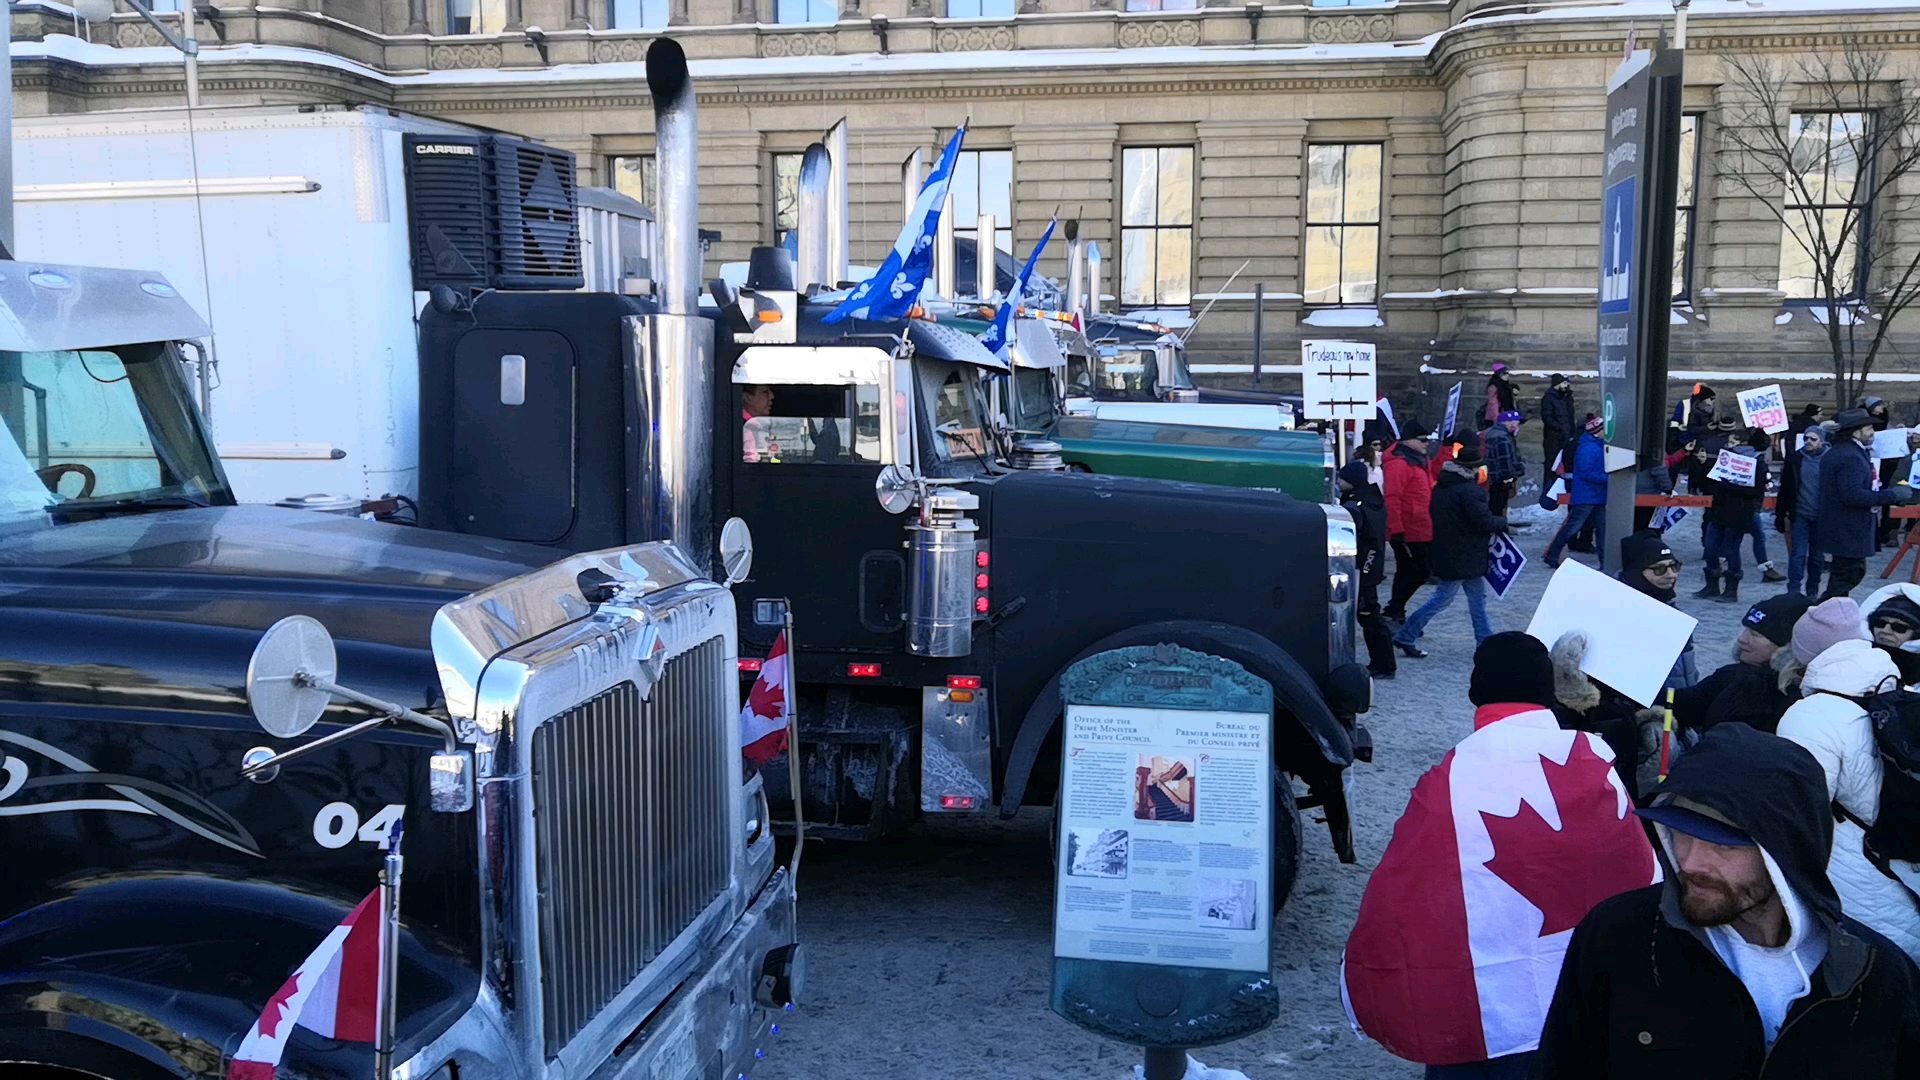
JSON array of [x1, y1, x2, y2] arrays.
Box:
[[1486, 532, 1527, 598], [1526, 560, 1698, 707], [1654, 505, 1689, 530], [1442, 382, 1463, 440], [1301, 341, 1378, 421], [1873, 427, 1914, 460], [1736, 384, 1790, 434], [1707, 449, 1756, 486]]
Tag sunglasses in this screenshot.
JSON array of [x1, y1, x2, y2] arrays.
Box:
[[1645, 560, 1682, 575], [1871, 615, 1918, 634]]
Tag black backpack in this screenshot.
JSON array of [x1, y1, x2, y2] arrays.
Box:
[[1856, 685, 1920, 864]]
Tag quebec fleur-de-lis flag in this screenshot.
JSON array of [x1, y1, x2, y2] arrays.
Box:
[[822, 125, 967, 323]]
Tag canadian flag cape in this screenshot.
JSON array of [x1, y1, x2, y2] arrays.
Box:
[[740, 631, 792, 768], [1342, 706, 1658, 1065], [230, 888, 384, 1080]]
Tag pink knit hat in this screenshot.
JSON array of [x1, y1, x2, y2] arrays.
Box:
[[1792, 597, 1870, 665]]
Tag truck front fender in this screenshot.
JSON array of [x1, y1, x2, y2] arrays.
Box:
[[999, 620, 1356, 835], [0, 877, 477, 1080]]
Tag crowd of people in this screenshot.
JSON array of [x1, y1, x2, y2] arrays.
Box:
[[1337, 376, 1920, 680], [1334, 374, 1920, 1077]]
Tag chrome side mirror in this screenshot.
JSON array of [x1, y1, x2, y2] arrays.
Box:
[[720, 516, 755, 586], [242, 615, 474, 812], [876, 463, 919, 515]]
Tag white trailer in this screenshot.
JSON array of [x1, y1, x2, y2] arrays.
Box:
[[14, 104, 651, 503]]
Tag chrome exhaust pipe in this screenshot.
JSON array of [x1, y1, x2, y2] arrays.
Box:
[[975, 213, 996, 300], [1065, 220, 1085, 318], [824, 118, 849, 287], [641, 37, 714, 574], [647, 38, 700, 316], [797, 143, 831, 294], [934, 189, 956, 300], [901, 148, 923, 225], [1088, 240, 1103, 316], [902, 147, 925, 224]]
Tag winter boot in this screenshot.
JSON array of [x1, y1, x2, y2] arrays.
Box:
[[1716, 576, 1743, 603], [1692, 573, 1721, 599], [1761, 561, 1787, 584]]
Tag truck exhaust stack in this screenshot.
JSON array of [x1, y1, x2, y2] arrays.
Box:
[[642, 38, 715, 573], [796, 143, 831, 294]]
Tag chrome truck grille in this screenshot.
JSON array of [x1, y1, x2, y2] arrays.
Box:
[[530, 635, 732, 1056]]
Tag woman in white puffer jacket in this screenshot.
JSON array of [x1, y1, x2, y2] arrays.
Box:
[[1775, 597, 1920, 960]]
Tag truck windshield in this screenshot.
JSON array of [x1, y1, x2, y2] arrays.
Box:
[[1066, 343, 1192, 402], [0, 342, 232, 524], [915, 360, 993, 474], [1011, 368, 1058, 430]]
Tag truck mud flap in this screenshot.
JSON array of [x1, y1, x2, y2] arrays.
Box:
[[760, 688, 916, 841]]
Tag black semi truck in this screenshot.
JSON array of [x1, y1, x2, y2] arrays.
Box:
[[0, 256, 798, 1080], [416, 41, 1372, 897]]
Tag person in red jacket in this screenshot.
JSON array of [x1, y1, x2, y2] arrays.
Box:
[[1383, 429, 1438, 622]]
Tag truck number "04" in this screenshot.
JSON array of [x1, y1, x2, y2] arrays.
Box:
[[313, 802, 405, 849]]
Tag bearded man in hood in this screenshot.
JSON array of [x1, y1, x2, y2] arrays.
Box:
[[1534, 724, 1920, 1079]]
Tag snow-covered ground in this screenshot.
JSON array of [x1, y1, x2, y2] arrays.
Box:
[[761, 499, 1895, 1079]]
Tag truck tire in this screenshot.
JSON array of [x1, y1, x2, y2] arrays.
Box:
[[1273, 767, 1304, 911]]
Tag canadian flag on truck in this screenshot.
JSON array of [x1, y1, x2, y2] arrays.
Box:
[[741, 631, 794, 768], [229, 889, 384, 1080]]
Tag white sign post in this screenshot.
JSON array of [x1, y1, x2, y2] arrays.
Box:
[[1736, 384, 1790, 434], [1301, 341, 1379, 422], [1707, 449, 1757, 486]]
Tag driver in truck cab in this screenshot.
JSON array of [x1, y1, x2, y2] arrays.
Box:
[[743, 383, 778, 462]]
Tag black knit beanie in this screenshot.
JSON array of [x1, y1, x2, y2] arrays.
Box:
[[1468, 632, 1558, 708]]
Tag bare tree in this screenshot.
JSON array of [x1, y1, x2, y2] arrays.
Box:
[[1718, 38, 1920, 407]]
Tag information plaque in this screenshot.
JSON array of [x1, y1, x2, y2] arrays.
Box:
[[1051, 644, 1278, 1056]]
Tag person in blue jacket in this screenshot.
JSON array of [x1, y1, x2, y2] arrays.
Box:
[[1545, 415, 1610, 569]]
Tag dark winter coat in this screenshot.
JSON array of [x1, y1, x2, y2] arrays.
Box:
[[1818, 437, 1906, 558], [1569, 432, 1608, 506], [1427, 463, 1509, 582], [1383, 442, 1437, 543], [1482, 424, 1523, 485], [1701, 449, 1770, 530], [1342, 471, 1389, 590], [1540, 387, 1575, 455], [1779, 441, 1828, 524], [1533, 724, 1920, 1080], [1669, 657, 1792, 736]]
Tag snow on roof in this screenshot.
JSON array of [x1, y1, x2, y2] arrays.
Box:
[[22, 0, 1920, 88]]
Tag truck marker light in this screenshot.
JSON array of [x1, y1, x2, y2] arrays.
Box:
[[975, 573, 989, 590], [949, 691, 975, 702], [974, 596, 990, 614], [756, 310, 782, 323], [975, 550, 989, 568], [739, 658, 763, 672], [947, 675, 982, 689], [847, 663, 881, 677], [940, 795, 977, 809]]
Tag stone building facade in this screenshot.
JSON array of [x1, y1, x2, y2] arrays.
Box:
[[13, 0, 1920, 404]]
